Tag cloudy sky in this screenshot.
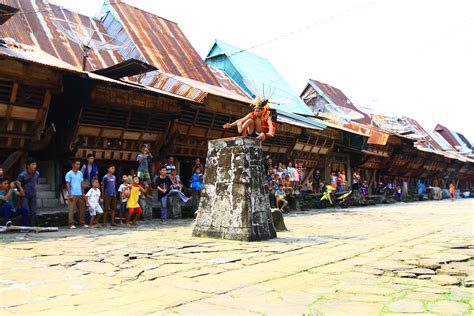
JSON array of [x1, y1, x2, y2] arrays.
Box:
[[52, 0, 474, 140]]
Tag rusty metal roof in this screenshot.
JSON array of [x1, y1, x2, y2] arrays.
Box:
[[0, 0, 123, 70], [0, 41, 197, 103], [434, 123, 473, 157], [304, 79, 372, 124], [208, 65, 249, 99], [146, 71, 252, 104], [319, 112, 389, 145], [370, 114, 474, 162], [103, 1, 219, 86], [0, 2, 18, 25]]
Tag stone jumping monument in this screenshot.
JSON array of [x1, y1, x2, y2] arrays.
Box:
[[192, 137, 277, 241]]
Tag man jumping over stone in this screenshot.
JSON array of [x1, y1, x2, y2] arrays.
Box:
[[223, 96, 276, 142]]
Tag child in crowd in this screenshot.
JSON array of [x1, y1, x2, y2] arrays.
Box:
[[314, 170, 322, 193], [85, 179, 103, 228], [127, 169, 136, 184], [101, 165, 117, 227], [287, 162, 295, 188], [276, 166, 284, 178], [126, 176, 146, 226], [449, 182, 455, 202], [117, 175, 130, 225], [360, 180, 369, 198], [395, 184, 401, 200], [284, 175, 293, 196], [330, 171, 337, 189], [306, 178, 314, 193], [293, 166, 300, 192], [281, 164, 288, 176], [336, 170, 343, 192], [275, 184, 288, 212], [190, 167, 204, 214], [341, 170, 347, 190], [137, 145, 153, 182]]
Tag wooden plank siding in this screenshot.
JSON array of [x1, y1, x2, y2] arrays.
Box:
[[0, 59, 58, 152]]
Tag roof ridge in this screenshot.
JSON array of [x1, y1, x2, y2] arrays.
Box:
[[110, 1, 178, 25]]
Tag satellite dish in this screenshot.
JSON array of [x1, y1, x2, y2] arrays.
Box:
[[242, 78, 301, 106], [51, 18, 125, 71]]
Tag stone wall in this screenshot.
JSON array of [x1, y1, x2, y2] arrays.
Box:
[[192, 137, 277, 241]]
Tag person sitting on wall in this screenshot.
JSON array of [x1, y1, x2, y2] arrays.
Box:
[[223, 96, 276, 142], [169, 169, 183, 192], [155, 167, 191, 224]]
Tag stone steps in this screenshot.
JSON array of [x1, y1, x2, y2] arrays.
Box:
[[36, 177, 59, 210]]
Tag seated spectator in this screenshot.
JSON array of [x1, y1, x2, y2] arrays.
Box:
[[275, 184, 289, 212], [0, 177, 29, 226], [169, 169, 183, 191], [155, 167, 191, 224], [284, 175, 293, 196]]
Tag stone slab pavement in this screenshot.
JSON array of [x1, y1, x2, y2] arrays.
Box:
[[0, 199, 473, 315]]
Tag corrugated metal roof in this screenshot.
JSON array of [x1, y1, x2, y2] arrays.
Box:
[[0, 2, 18, 25], [303, 79, 372, 124], [277, 110, 327, 130], [319, 112, 389, 145], [208, 65, 249, 99], [102, 1, 219, 86], [205, 39, 314, 116], [0, 0, 122, 70], [0, 42, 196, 102], [434, 123, 473, 157], [370, 114, 474, 162], [144, 70, 253, 104]]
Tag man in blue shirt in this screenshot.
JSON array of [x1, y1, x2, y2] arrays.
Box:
[[65, 159, 86, 229], [17, 157, 40, 226]]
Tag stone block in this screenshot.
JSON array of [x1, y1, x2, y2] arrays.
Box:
[[193, 137, 276, 241]]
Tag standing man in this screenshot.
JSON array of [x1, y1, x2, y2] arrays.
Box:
[[17, 157, 40, 226], [81, 154, 98, 194], [164, 156, 176, 177], [65, 160, 86, 229]]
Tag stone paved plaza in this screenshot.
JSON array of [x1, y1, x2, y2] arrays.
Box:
[[0, 199, 473, 315]]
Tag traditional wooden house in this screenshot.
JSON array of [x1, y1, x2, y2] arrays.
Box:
[[0, 0, 361, 196], [301, 79, 474, 192]]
